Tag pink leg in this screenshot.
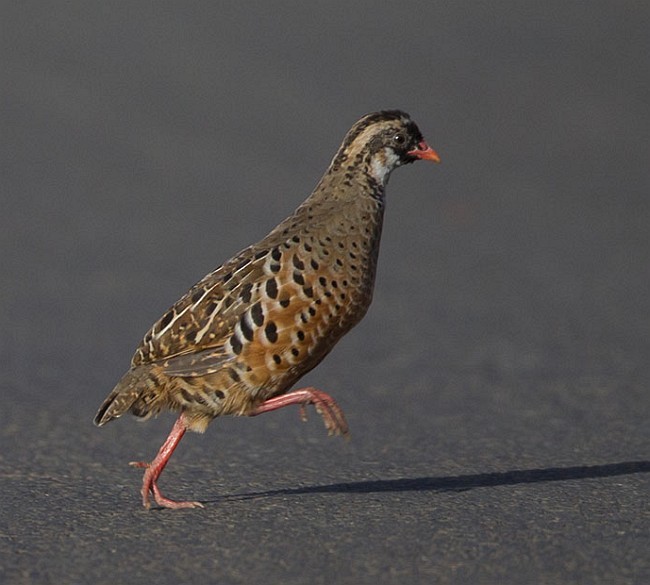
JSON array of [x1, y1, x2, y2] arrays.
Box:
[[249, 387, 349, 437], [129, 413, 204, 510]]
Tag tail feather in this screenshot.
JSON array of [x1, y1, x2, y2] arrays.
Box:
[[94, 367, 150, 426]]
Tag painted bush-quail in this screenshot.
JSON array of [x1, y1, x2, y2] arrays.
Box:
[[94, 110, 440, 509]]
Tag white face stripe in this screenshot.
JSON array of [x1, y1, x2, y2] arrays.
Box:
[[369, 148, 400, 184]]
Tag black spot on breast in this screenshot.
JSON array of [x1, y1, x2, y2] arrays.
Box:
[[308, 307, 316, 316], [319, 276, 327, 287], [271, 247, 282, 262], [270, 263, 281, 273], [304, 243, 312, 252], [265, 322, 278, 343], [265, 278, 278, 299], [293, 272, 305, 286], [273, 354, 281, 364], [159, 310, 174, 329], [303, 286, 314, 298], [251, 302, 264, 326], [331, 280, 338, 288], [297, 330, 305, 341], [292, 256, 305, 270], [279, 298, 290, 308], [227, 368, 241, 383], [292, 235, 300, 244], [310, 259, 319, 270], [239, 315, 254, 342], [291, 348, 299, 357], [214, 389, 226, 399]]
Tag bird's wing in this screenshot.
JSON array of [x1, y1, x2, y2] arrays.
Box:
[[130, 243, 274, 368], [159, 346, 235, 377]]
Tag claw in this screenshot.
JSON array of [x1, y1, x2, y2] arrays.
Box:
[[250, 386, 350, 437], [129, 461, 150, 468]]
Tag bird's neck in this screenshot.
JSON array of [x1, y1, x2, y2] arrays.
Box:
[[314, 147, 397, 204], [266, 149, 390, 252]]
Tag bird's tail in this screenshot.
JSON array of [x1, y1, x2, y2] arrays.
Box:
[[94, 367, 151, 426]]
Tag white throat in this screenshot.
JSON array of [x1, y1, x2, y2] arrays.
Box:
[[369, 148, 400, 185]]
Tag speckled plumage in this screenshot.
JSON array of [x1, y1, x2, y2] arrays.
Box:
[[94, 110, 439, 508]]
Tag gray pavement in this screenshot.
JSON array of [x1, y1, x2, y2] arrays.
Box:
[[1, 2, 649, 584]]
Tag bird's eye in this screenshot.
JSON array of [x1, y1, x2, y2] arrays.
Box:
[[393, 133, 406, 145]]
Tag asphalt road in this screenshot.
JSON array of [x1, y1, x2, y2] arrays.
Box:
[[1, 2, 649, 584]]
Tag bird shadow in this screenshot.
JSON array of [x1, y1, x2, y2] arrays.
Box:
[[207, 460, 649, 504]]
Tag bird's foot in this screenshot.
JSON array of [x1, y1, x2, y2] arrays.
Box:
[[129, 457, 203, 508], [135, 464, 204, 509], [148, 481, 204, 510], [251, 387, 349, 437], [308, 388, 350, 437]]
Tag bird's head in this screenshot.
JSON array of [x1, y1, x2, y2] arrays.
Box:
[[331, 110, 440, 186]]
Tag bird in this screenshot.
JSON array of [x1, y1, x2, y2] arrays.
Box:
[[94, 110, 440, 509]]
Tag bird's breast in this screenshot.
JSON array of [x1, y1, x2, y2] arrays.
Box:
[[224, 215, 382, 398]]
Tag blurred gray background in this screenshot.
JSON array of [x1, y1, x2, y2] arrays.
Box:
[[1, 2, 648, 584]]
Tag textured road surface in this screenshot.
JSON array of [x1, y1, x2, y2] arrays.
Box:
[[1, 2, 649, 584]]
